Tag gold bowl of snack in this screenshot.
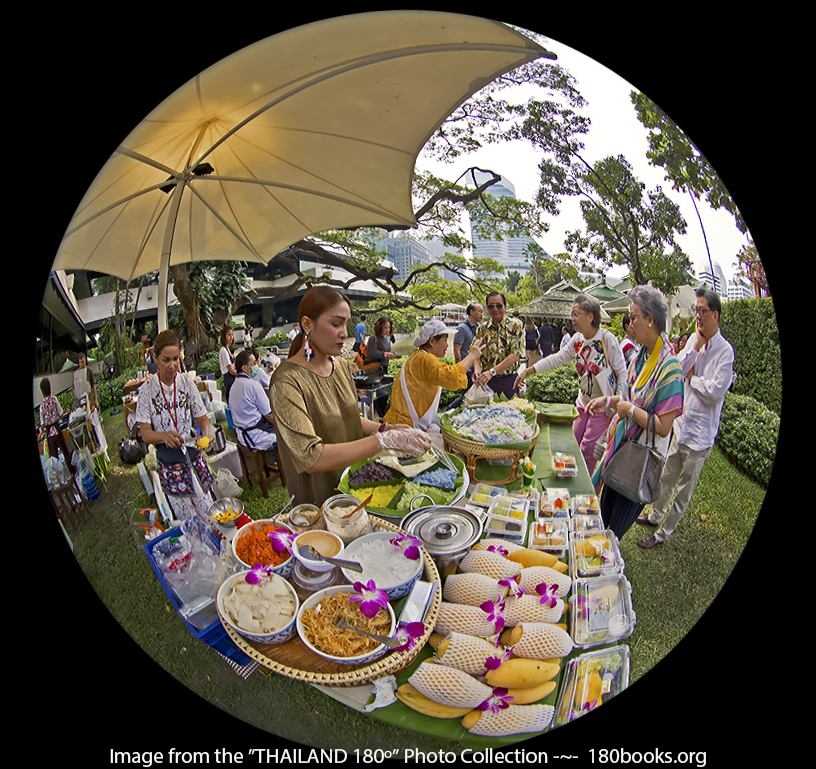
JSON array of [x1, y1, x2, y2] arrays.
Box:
[[296, 584, 396, 667]]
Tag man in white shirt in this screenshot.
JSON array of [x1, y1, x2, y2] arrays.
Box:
[[638, 287, 734, 548], [287, 323, 299, 341]]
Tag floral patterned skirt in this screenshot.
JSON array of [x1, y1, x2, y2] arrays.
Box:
[[156, 446, 215, 498]]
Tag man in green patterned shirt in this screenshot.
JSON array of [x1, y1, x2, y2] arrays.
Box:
[[473, 291, 524, 399]]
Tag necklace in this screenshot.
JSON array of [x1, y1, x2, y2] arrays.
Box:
[[159, 375, 179, 433]]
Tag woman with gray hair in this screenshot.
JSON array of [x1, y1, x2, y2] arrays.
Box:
[[514, 294, 627, 474], [587, 284, 685, 539]]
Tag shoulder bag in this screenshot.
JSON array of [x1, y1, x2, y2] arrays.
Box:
[[601, 411, 665, 505]]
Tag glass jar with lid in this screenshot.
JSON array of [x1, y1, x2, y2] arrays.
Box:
[[321, 493, 373, 544]]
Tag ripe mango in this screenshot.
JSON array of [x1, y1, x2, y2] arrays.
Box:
[[507, 548, 559, 569]]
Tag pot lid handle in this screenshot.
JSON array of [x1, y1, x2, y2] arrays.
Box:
[[433, 522, 456, 540]]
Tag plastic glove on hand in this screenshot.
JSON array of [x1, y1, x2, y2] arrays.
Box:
[[376, 427, 433, 455]]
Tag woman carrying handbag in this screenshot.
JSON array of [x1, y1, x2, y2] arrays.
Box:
[[587, 285, 685, 540]]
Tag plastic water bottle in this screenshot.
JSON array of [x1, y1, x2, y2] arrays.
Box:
[[78, 455, 100, 501]]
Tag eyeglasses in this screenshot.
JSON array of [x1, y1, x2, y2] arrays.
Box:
[[692, 306, 712, 318]]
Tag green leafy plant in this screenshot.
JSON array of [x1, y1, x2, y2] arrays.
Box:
[[525, 366, 579, 405], [716, 392, 779, 488]]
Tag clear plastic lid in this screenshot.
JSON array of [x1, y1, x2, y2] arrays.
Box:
[[552, 452, 579, 478], [569, 576, 636, 648], [569, 528, 624, 580], [572, 494, 601, 516], [553, 645, 630, 727], [528, 518, 569, 553]]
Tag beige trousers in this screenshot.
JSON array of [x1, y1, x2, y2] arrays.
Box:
[[644, 433, 712, 542]]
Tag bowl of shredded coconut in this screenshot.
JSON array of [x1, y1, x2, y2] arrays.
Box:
[[340, 531, 424, 600]]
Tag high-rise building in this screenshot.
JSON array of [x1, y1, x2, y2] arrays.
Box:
[[373, 232, 434, 281], [695, 260, 729, 297], [466, 171, 538, 277]]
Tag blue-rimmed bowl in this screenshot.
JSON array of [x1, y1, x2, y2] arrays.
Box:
[[231, 519, 296, 580], [340, 531, 423, 600], [296, 585, 395, 666], [217, 570, 299, 644]]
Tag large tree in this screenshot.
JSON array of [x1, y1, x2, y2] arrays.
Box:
[[563, 154, 693, 294]]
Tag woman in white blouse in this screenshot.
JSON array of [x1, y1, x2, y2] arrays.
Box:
[[219, 324, 238, 400], [515, 295, 627, 475]]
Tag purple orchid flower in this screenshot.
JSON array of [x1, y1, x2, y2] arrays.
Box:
[[498, 578, 525, 599], [350, 579, 390, 619], [535, 581, 560, 608], [477, 687, 513, 713], [267, 528, 296, 553], [480, 598, 506, 634], [244, 563, 272, 585], [574, 595, 590, 619], [393, 622, 425, 652], [487, 543, 509, 557], [484, 645, 514, 671], [389, 533, 423, 561]]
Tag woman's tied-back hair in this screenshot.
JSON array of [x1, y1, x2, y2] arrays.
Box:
[[289, 286, 352, 358]]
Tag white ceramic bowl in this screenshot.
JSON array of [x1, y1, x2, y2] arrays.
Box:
[[292, 530, 345, 574], [217, 570, 299, 644], [296, 584, 395, 666], [231, 519, 296, 580], [340, 531, 423, 600]]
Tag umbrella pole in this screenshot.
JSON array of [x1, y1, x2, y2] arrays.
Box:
[[157, 182, 186, 332]]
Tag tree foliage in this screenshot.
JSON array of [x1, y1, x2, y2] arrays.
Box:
[[630, 91, 747, 235]]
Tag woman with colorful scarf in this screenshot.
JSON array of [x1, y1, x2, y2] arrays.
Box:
[[588, 286, 684, 539]]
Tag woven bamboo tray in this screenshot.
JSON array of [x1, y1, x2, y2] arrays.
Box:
[[218, 516, 441, 687], [442, 423, 540, 485]]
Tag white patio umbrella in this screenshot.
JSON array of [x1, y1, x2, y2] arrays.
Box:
[[52, 12, 554, 330]]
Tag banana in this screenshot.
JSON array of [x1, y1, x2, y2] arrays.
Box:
[[484, 658, 560, 689], [396, 684, 475, 719], [504, 680, 557, 704]]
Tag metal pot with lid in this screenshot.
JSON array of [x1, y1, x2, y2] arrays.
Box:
[[401, 501, 484, 578]]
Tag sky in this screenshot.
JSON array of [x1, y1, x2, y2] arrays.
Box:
[[414, 31, 753, 286]]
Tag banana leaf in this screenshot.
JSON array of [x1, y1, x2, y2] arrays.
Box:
[[538, 402, 579, 424], [338, 453, 465, 518]]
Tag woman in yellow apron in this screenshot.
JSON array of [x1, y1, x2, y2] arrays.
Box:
[[384, 320, 483, 449]]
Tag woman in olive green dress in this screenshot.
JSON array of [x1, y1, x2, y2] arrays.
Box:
[[269, 287, 431, 507]]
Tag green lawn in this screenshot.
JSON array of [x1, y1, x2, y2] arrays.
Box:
[[49, 406, 767, 751]]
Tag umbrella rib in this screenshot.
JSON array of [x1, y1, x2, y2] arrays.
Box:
[[194, 175, 415, 225], [185, 185, 266, 263], [196, 41, 552, 166]]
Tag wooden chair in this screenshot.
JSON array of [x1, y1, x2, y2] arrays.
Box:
[[49, 472, 89, 529], [236, 441, 286, 498]]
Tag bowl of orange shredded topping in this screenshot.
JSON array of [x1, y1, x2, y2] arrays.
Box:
[[232, 519, 296, 580], [297, 585, 395, 666]]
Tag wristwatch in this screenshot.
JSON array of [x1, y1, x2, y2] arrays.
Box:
[[626, 403, 636, 419], [489, 368, 497, 377]]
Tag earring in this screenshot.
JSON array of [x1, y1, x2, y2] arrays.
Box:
[[304, 331, 313, 362]]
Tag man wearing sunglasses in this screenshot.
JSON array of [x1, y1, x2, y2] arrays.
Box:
[[472, 292, 524, 399]]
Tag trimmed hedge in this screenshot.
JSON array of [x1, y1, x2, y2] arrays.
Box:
[[719, 297, 781, 416], [716, 392, 779, 488]]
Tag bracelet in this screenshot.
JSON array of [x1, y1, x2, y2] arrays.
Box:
[[604, 396, 610, 409], [378, 423, 386, 433]]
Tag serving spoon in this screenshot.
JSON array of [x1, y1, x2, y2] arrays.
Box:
[[297, 545, 364, 573], [334, 616, 402, 648]]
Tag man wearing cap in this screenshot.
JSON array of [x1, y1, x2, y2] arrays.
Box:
[[472, 292, 524, 399]]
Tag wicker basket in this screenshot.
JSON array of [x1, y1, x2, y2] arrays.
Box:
[[442, 423, 540, 485], [218, 516, 441, 687]]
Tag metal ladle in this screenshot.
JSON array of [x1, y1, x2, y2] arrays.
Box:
[[297, 545, 364, 573]]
